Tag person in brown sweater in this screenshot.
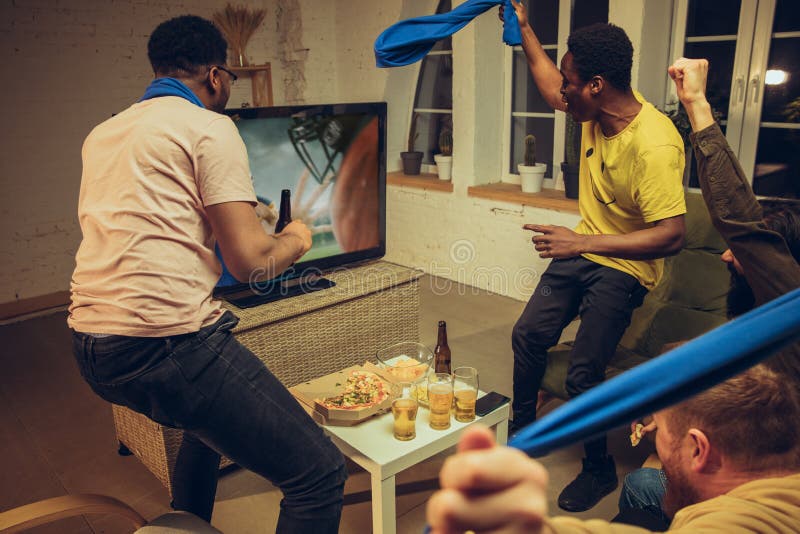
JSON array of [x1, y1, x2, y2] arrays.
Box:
[[612, 57, 800, 529], [669, 57, 800, 383]]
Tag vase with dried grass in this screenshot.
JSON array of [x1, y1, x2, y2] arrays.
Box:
[[212, 4, 266, 67]]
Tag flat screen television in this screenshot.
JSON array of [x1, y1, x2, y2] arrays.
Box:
[[214, 101, 387, 308]]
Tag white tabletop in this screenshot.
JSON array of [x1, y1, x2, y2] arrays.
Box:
[[322, 392, 510, 478]]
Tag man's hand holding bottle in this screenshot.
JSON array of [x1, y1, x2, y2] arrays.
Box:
[[279, 220, 313, 262]]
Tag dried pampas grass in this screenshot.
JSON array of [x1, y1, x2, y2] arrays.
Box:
[[212, 4, 267, 66]]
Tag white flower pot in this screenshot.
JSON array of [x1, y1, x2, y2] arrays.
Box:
[[433, 154, 452, 181], [518, 163, 547, 193]]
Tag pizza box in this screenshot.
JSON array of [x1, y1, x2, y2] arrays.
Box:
[[290, 362, 397, 426]]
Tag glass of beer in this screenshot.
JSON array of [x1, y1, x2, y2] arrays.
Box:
[[392, 382, 418, 441], [427, 373, 454, 430], [453, 367, 479, 422]]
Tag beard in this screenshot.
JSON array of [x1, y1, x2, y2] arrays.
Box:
[[726, 264, 755, 319], [662, 457, 703, 519]]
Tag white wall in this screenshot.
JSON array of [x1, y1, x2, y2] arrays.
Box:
[[610, 0, 645, 92], [297, 0, 338, 104], [334, 0, 398, 104], [638, 0, 676, 108]]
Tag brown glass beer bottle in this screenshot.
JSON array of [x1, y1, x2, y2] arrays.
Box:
[[434, 320, 451, 374], [274, 189, 292, 233]]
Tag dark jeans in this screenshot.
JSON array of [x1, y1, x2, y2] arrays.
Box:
[[512, 257, 647, 455], [72, 311, 347, 533]]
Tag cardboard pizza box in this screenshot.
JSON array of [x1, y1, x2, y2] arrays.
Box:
[[290, 363, 397, 426]]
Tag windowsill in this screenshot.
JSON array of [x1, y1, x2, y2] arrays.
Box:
[[387, 171, 454, 192], [467, 183, 579, 214]]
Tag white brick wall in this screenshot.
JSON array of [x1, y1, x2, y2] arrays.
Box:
[[385, 188, 580, 302]]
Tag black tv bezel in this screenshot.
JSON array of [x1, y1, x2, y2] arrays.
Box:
[[217, 101, 387, 294]]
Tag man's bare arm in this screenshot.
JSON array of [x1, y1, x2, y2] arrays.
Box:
[[206, 201, 311, 282], [527, 215, 686, 260], [582, 215, 686, 260], [507, 0, 566, 111]]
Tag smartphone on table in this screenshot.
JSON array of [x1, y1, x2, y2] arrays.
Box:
[[475, 391, 511, 416]]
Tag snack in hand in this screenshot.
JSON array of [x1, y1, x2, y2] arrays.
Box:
[[630, 423, 645, 447], [318, 370, 388, 410]]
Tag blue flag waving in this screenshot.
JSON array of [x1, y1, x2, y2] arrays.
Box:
[[375, 0, 521, 68]]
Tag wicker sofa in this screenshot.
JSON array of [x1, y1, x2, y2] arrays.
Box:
[[540, 192, 730, 399]]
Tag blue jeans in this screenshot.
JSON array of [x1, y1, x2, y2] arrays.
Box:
[[72, 311, 347, 533], [618, 467, 670, 528]]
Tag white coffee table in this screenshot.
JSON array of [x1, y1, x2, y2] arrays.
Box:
[[321, 393, 509, 534]]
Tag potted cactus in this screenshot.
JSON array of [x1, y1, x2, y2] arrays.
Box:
[[433, 128, 453, 181], [400, 113, 423, 175], [561, 115, 581, 199], [518, 134, 547, 193]]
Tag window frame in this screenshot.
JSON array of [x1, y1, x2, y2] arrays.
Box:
[[413, 48, 454, 173], [501, 0, 573, 188], [409, 0, 453, 174], [668, 0, 800, 198]]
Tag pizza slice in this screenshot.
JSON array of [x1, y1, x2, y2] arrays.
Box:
[[318, 370, 389, 410]]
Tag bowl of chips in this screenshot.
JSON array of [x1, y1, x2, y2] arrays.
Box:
[[375, 342, 433, 384]]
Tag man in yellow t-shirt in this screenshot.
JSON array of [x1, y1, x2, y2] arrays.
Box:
[[503, 1, 686, 512], [426, 364, 800, 533]]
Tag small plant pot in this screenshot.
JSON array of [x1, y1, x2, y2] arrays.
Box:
[[400, 151, 424, 175], [433, 154, 452, 181], [561, 162, 580, 199], [518, 163, 546, 193]]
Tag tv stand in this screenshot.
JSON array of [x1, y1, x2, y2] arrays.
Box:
[[226, 274, 336, 308]]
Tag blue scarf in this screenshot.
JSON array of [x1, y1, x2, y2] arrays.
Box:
[[139, 77, 205, 108], [375, 0, 521, 68]]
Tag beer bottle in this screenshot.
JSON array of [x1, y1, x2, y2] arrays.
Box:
[[434, 320, 451, 374], [274, 189, 292, 233]]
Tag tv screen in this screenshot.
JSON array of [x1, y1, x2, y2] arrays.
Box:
[[215, 102, 387, 306]]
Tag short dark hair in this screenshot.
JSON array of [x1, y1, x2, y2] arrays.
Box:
[[567, 23, 633, 91], [760, 198, 800, 264], [147, 15, 228, 76]]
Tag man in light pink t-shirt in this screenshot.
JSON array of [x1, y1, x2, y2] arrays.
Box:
[[69, 16, 346, 533]]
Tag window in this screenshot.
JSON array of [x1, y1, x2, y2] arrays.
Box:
[[670, 0, 800, 198], [504, 0, 607, 184], [411, 0, 453, 166]]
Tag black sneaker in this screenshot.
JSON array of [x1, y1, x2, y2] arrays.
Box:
[[558, 456, 618, 512]]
